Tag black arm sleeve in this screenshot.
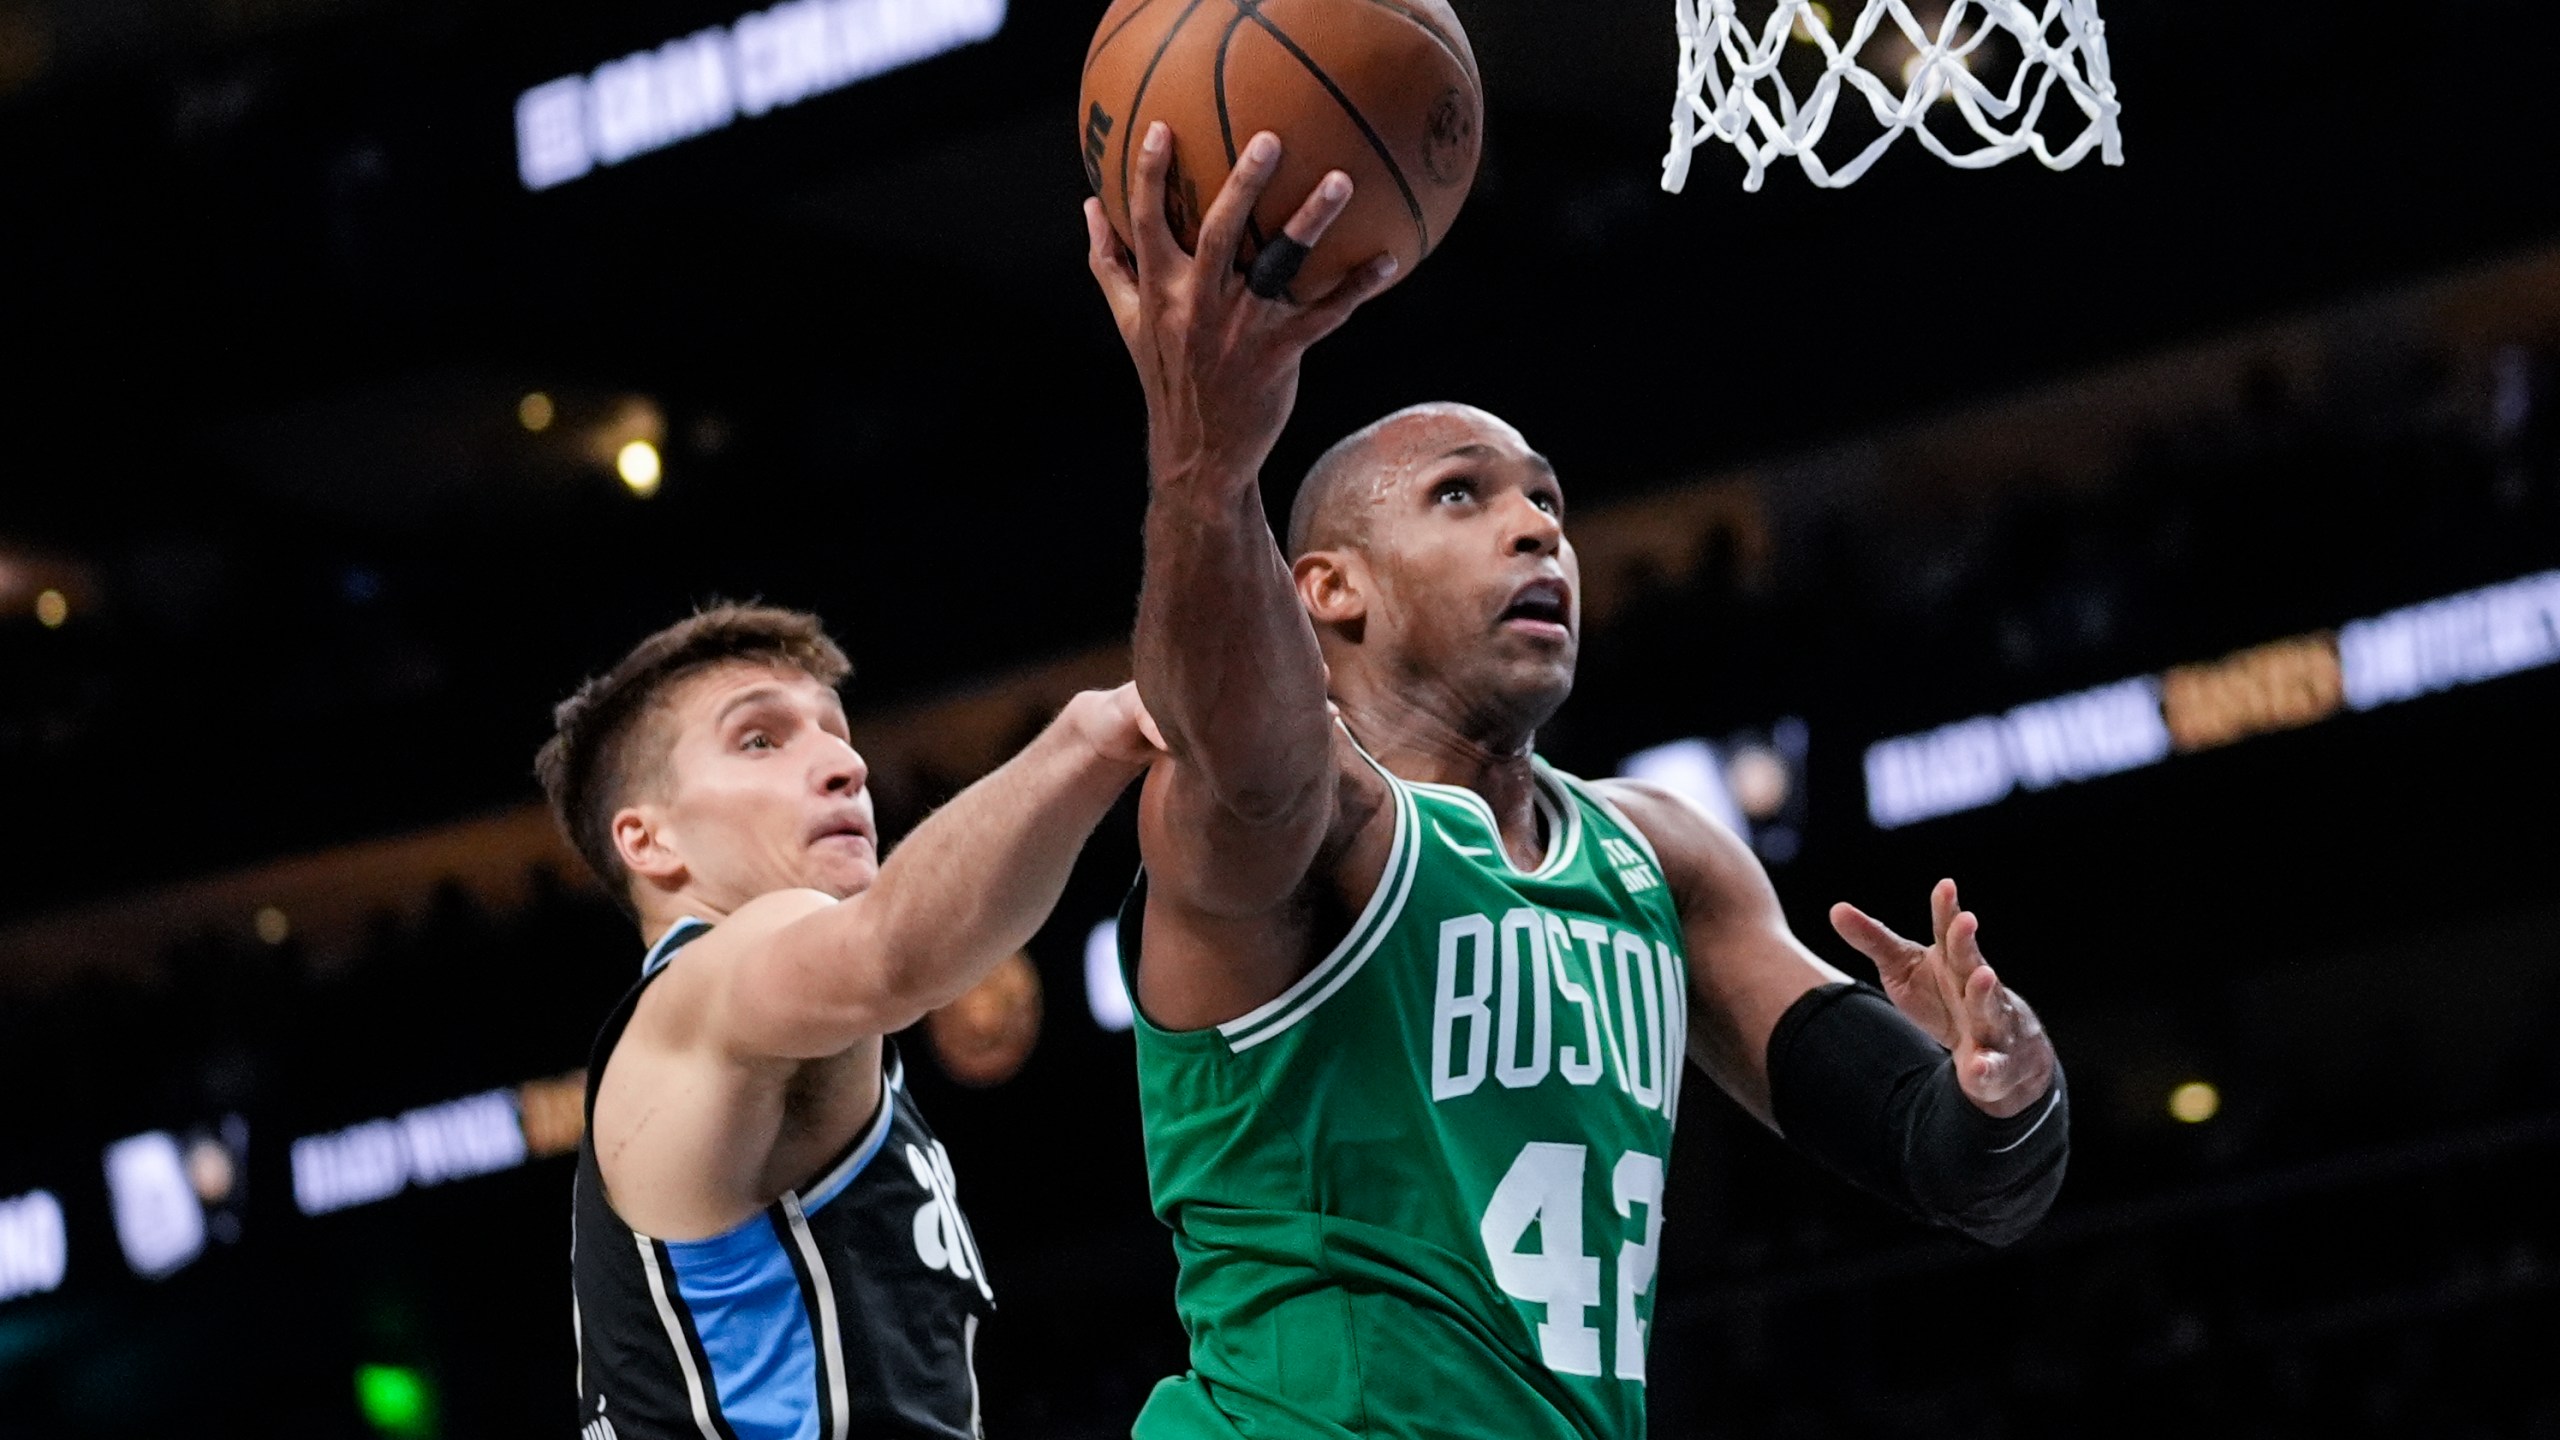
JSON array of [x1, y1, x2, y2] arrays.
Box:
[[1765, 982, 2068, 1247]]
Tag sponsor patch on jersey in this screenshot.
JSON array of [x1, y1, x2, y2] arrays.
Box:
[[1598, 837, 1661, 896]]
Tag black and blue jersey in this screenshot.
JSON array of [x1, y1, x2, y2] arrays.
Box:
[[572, 919, 996, 1440]]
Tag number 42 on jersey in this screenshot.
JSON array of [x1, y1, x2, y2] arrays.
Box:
[[1480, 1141, 1665, 1382]]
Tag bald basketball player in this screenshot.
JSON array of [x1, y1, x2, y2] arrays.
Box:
[[536, 604, 1159, 1439], [1082, 126, 2068, 1439]]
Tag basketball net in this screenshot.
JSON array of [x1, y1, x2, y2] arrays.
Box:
[[1662, 0, 2122, 193]]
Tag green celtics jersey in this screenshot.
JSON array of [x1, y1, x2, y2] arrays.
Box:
[[1120, 752, 1691, 1440]]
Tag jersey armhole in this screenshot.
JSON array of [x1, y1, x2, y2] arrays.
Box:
[[1118, 748, 1422, 1055]]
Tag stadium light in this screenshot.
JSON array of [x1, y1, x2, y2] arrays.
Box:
[[2168, 1081, 2221, 1125], [1085, 919, 1134, 1033], [355, 1364, 435, 1437], [103, 1132, 207, 1279], [617, 440, 663, 497]]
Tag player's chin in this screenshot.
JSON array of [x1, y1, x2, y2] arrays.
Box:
[[809, 844, 881, 898], [1493, 627, 1577, 671], [1484, 648, 1576, 714]]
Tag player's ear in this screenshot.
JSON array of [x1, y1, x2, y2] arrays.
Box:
[[1294, 549, 1368, 630], [613, 804, 685, 888]]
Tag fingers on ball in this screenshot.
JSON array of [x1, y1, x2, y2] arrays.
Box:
[[1280, 171, 1356, 247], [1130, 123, 1181, 260], [1204, 134, 1284, 240]]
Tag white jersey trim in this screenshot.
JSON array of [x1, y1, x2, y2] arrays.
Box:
[[633, 1235, 723, 1440], [1222, 778, 1422, 1053], [1213, 734, 1410, 1044], [1657, 942, 1690, 1124], [779, 1192, 853, 1440], [800, 1073, 900, 1215], [1432, 820, 1496, 858], [1405, 763, 1584, 881], [964, 1313, 985, 1439], [640, 916, 711, 977], [1558, 771, 1665, 873]]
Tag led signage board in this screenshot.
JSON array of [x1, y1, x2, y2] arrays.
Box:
[[516, 0, 1008, 191], [1863, 570, 2560, 828], [0, 1191, 67, 1303], [291, 1090, 529, 1218]]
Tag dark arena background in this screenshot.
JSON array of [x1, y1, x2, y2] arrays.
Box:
[[5, 1, 2560, 1436]]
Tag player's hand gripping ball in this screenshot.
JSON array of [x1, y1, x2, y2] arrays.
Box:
[[1079, 0, 1483, 302]]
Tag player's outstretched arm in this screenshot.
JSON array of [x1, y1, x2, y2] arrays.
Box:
[[693, 685, 1163, 1061], [1083, 125, 1399, 933], [1599, 779, 2069, 1247]]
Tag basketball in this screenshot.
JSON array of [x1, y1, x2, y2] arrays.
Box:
[[1079, 0, 1483, 302]]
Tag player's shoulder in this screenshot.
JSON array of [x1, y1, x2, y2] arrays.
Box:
[[1577, 772, 1711, 837], [713, 887, 842, 940], [1578, 774, 1766, 900], [654, 887, 836, 966], [630, 890, 841, 1038]]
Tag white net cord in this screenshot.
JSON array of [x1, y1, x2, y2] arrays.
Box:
[[1662, 0, 2122, 193]]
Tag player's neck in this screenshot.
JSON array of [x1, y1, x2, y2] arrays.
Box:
[[636, 888, 736, 950], [1336, 689, 1546, 861]]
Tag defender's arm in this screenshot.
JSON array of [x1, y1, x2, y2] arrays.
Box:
[[686, 686, 1159, 1061], [1599, 779, 2068, 1247]]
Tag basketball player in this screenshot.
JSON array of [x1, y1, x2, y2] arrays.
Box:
[[535, 604, 1160, 1439], [1081, 126, 2069, 1438]]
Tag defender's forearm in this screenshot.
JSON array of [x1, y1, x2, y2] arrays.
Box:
[[856, 706, 1140, 1011], [1134, 464, 1333, 825]]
